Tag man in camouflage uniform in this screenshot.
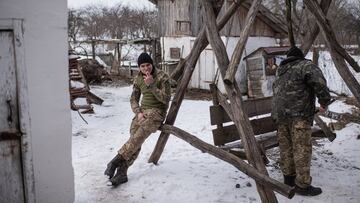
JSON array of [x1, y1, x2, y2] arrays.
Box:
[[272, 46, 331, 196], [105, 52, 171, 186]]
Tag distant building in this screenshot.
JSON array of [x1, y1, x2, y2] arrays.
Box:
[[149, 0, 288, 94]]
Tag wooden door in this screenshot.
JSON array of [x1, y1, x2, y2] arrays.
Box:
[[199, 48, 216, 90], [0, 28, 25, 203]]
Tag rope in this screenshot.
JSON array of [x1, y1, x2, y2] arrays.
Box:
[[77, 109, 89, 124]]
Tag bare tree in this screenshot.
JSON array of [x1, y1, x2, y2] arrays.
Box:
[[68, 8, 84, 42], [79, 5, 108, 40], [264, 0, 359, 47]]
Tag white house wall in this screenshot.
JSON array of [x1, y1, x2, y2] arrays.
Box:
[[161, 36, 277, 91], [0, 0, 74, 203]]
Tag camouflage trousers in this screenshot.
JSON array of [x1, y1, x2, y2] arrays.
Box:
[[118, 108, 165, 166], [277, 119, 313, 188]]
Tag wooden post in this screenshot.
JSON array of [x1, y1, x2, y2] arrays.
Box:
[[91, 40, 96, 60], [223, 0, 262, 85], [285, 0, 295, 47], [151, 39, 157, 67], [148, 0, 245, 164], [300, 0, 332, 55], [313, 47, 319, 66], [117, 43, 122, 70], [160, 124, 295, 199], [209, 83, 226, 144], [303, 0, 360, 103], [201, 0, 279, 202]]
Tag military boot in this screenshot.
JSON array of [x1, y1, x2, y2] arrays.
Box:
[[110, 161, 128, 187], [104, 154, 122, 179], [295, 185, 322, 196], [284, 175, 296, 187]]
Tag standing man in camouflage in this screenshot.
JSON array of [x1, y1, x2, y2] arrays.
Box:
[[272, 46, 331, 196], [105, 52, 171, 186]]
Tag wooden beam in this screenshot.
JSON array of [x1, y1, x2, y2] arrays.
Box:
[[221, 128, 327, 150], [314, 115, 336, 142], [303, 0, 360, 73], [303, 0, 360, 103], [224, 0, 262, 85], [148, 0, 245, 164], [160, 124, 295, 199], [300, 0, 332, 55], [201, 0, 279, 202], [224, 0, 262, 84], [285, 0, 295, 47]]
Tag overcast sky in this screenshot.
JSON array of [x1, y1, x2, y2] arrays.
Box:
[[67, 0, 155, 9]]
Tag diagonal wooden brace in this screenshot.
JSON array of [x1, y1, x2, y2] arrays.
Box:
[[148, 0, 246, 165], [160, 124, 295, 199]]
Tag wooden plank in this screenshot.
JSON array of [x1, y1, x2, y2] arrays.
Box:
[[210, 97, 272, 125], [0, 31, 19, 131], [87, 91, 104, 105], [223, 128, 329, 151], [213, 116, 276, 145], [314, 115, 336, 142], [248, 81, 263, 89], [160, 124, 295, 198], [0, 140, 25, 203], [251, 116, 277, 135], [213, 125, 239, 146], [247, 58, 263, 71]]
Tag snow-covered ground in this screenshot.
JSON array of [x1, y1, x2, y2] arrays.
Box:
[[306, 51, 360, 97], [72, 86, 360, 203]]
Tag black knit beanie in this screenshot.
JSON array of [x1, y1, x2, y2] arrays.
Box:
[[286, 46, 305, 58], [137, 52, 153, 66]]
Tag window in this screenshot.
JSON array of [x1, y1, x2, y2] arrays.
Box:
[[170, 47, 180, 59], [175, 20, 191, 35]]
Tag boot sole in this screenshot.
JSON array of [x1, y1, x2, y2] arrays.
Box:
[[110, 177, 128, 187]]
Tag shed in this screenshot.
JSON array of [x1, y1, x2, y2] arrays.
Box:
[[243, 46, 289, 98]]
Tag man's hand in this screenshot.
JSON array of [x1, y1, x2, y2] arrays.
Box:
[[319, 104, 327, 113], [137, 112, 145, 122], [143, 72, 154, 86]]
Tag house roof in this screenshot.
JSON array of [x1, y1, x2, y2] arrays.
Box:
[[243, 46, 290, 59], [241, 0, 288, 35]]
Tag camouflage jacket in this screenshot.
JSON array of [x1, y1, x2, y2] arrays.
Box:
[[271, 57, 331, 123], [130, 68, 171, 116]]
